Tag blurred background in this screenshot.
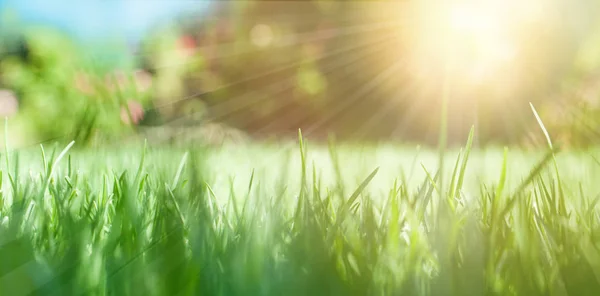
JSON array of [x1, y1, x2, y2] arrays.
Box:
[[1, 0, 600, 148]]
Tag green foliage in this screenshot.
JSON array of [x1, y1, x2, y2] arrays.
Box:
[[0, 28, 154, 146]]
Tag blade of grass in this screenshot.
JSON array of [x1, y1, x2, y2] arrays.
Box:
[[326, 167, 379, 245], [453, 126, 475, 198], [499, 147, 557, 220], [171, 152, 189, 189]]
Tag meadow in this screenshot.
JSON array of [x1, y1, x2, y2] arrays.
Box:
[[2, 2, 600, 295], [1, 129, 600, 296]]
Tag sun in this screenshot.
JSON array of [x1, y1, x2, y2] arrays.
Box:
[[405, 0, 549, 86], [450, 2, 515, 71]]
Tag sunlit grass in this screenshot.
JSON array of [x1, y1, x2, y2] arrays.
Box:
[[0, 130, 600, 295]]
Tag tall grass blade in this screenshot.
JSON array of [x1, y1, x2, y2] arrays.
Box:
[[327, 167, 379, 244]]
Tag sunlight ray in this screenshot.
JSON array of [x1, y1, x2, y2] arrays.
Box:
[[146, 30, 400, 114], [302, 59, 406, 136], [148, 34, 399, 144], [144, 19, 408, 72], [242, 40, 398, 137], [353, 80, 421, 141]]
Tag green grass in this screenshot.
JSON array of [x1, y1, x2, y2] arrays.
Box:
[[1, 133, 600, 295]]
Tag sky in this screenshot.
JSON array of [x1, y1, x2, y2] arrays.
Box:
[[0, 0, 210, 42]]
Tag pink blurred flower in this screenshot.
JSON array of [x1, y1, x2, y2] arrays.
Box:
[[120, 100, 144, 125], [0, 89, 19, 117], [177, 35, 197, 58]]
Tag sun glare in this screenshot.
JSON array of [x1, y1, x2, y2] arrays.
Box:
[[451, 1, 518, 69], [406, 0, 549, 87], [446, 1, 517, 82], [449, 4, 500, 35]]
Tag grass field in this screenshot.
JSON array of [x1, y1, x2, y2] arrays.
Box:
[[2, 131, 600, 296]]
